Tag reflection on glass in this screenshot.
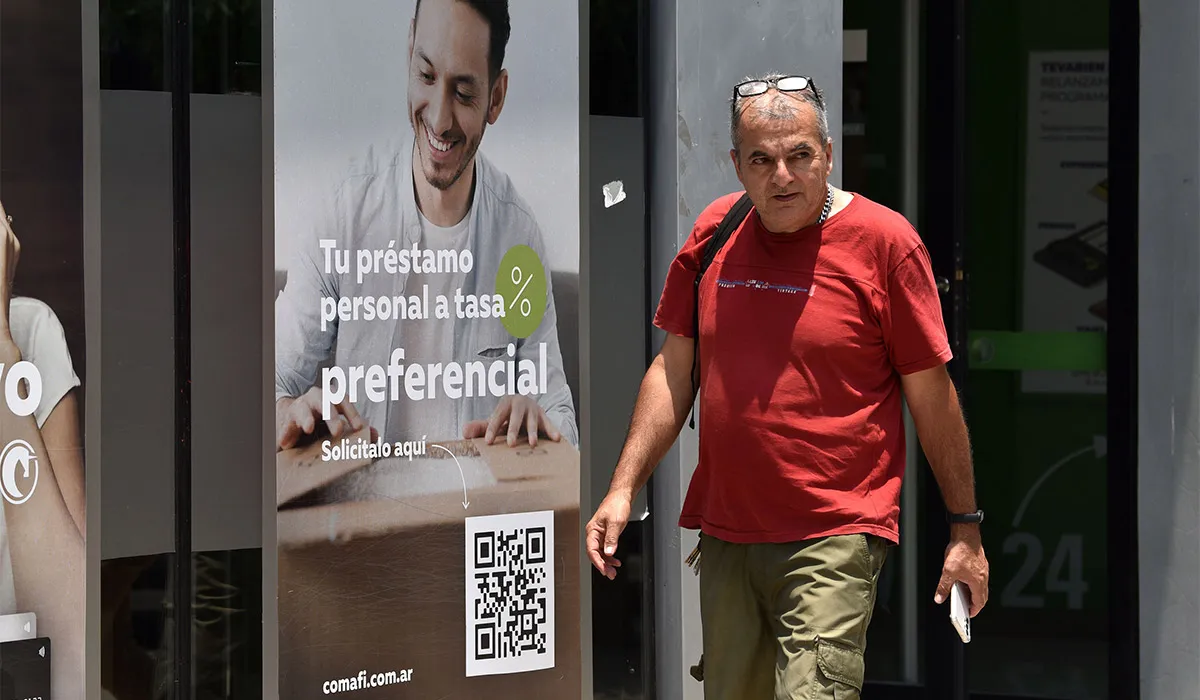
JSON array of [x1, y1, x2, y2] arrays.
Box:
[[193, 549, 262, 700], [101, 555, 176, 700], [101, 0, 261, 95], [192, 0, 262, 95], [100, 0, 167, 91], [591, 521, 647, 700]]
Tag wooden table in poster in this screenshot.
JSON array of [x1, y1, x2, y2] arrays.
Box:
[[275, 429, 581, 699]]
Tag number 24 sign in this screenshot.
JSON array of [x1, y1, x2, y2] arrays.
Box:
[[1001, 532, 1089, 610]]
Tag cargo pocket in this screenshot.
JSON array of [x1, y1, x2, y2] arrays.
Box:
[[812, 637, 864, 700], [858, 534, 888, 581]]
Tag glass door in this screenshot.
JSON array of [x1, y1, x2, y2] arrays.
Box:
[[910, 1, 1137, 699], [854, 1, 1138, 698], [957, 2, 1123, 698]]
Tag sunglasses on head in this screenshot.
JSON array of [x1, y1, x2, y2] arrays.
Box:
[[734, 75, 820, 103]]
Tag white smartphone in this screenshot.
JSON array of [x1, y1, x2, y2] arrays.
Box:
[[949, 582, 971, 643]]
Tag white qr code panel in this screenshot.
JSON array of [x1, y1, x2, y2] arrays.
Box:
[[465, 510, 555, 677]]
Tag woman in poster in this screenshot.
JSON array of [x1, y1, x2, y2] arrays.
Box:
[[0, 199, 85, 699]]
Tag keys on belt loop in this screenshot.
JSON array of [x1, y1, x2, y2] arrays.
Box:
[[685, 538, 702, 575]]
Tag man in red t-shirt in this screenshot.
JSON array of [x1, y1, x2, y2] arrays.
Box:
[[586, 74, 990, 698]]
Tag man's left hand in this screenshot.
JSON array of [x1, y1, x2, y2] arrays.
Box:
[[934, 529, 989, 617], [463, 396, 562, 447]]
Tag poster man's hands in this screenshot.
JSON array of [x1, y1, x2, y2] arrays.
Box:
[[463, 395, 561, 447], [276, 387, 376, 451]]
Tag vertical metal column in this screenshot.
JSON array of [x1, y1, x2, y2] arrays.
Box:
[[170, 0, 193, 695], [900, 0, 922, 685], [1108, 0, 1141, 697], [920, 0, 967, 696]]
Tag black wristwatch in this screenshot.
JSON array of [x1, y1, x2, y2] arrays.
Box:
[[947, 509, 984, 524]]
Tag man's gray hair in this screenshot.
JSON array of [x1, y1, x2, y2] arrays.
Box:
[[729, 72, 829, 152]]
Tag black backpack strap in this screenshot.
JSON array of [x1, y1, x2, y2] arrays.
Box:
[[689, 193, 753, 429]]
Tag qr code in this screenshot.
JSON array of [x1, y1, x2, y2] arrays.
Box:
[[465, 510, 555, 677]]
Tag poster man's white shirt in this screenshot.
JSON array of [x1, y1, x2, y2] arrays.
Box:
[[274, 138, 578, 451], [389, 208, 471, 441]]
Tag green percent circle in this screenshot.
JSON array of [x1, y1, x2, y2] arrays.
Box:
[[495, 245, 547, 339]]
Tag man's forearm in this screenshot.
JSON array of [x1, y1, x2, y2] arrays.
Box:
[[921, 417, 976, 510], [608, 347, 695, 501], [907, 377, 979, 538]]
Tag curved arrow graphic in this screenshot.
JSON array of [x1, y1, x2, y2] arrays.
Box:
[[1011, 437, 1105, 528], [0, 439, 37, 505], [431, 444, 470, 509]]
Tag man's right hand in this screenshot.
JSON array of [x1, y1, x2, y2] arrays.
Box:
[[585, 492, 633, 580], [276, 387, 371, 451]]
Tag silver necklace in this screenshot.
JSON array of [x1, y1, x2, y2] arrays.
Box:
[[816, 185, 834, 225]]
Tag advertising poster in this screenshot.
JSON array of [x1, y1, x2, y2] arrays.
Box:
[[0, 0, 89, 697], [273, 0, 580, 697], [1021, 50, 1108, 394]]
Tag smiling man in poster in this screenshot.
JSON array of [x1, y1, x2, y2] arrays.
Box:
[[274, 0, 577, 455]]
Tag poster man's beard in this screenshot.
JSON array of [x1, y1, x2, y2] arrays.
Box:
[[418, 125, 486, 191]]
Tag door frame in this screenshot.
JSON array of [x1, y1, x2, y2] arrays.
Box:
[[915, 0, 968, 695], [1105, 0, 1140, 696]]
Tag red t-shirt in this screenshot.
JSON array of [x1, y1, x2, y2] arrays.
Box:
[[654, 191, 952, 545]]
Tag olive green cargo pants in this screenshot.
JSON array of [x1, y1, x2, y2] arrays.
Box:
[[694, 532, 890, 699]]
